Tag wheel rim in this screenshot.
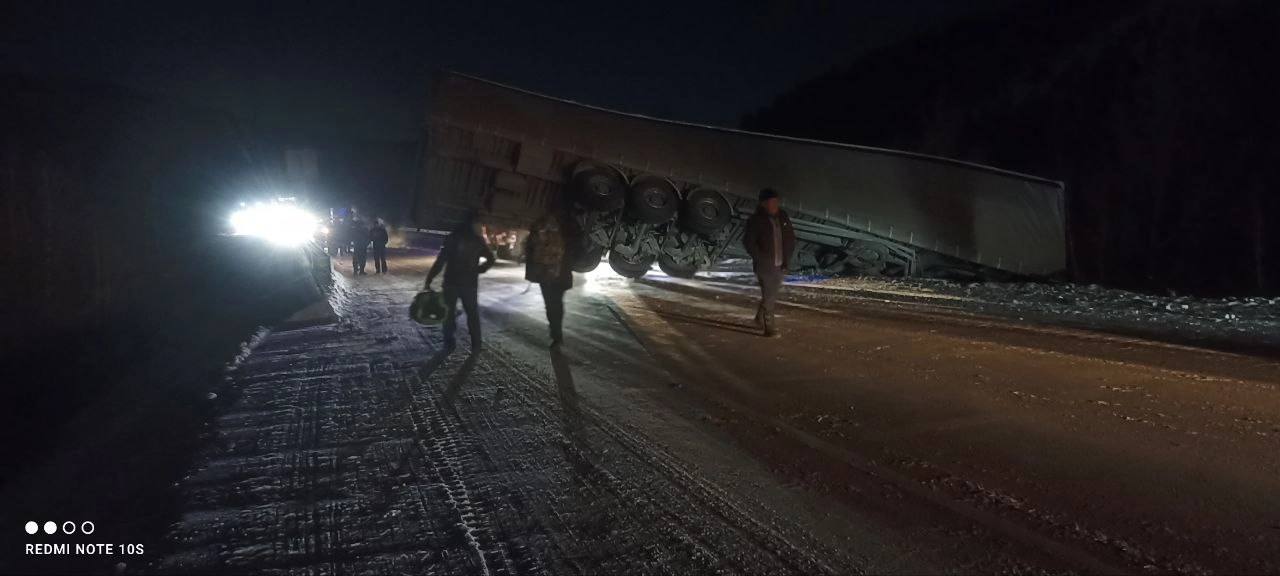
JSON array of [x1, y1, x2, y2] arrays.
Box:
[[628, 177, 679, 224], [572, 168, 625, 211], [696, 201, 718, 219], [682, 188, 732, 234], [644, 189, 672, 209]]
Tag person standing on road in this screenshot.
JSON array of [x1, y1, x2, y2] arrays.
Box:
[[349, 215, 369, 275], [328, 216, 343, 256], [424, 211, 495, 352], [743, 188, 796, 338], [370, 217, 390, 274], [525, 204, 580, 347]]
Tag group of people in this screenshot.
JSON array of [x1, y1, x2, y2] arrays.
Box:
[[424, 202, 578, 352], [331, 215, 390, 275], [423, 187, 796, 351]]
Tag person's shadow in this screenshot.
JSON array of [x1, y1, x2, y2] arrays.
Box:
[[552, 345, 608, 484], [419, 343, 480, 405], [654, 309, 761, 335], [444, 351, 481, 403], [550, 346, 582, 432], [419, 346, 451, 381]]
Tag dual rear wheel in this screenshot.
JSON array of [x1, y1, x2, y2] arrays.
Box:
[[657, 253, 698, 278], [608, 250, 655, 279], [627, 177, 679, 224], [570, 243, 605, 273], [681, 188, 732, 236], [604, 251, 698, 279], [570, 164, 732, 279]]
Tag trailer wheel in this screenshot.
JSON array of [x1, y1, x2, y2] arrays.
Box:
[[571, 167, 626, 211], [814, 246, 848, 270], [570, 244, 605, 273], [682, 188, 732, 235], [627, 177, 679, 224], [608, 249, 654, 279], [658, 253, 698, 278], [849, 242, 890, 275]]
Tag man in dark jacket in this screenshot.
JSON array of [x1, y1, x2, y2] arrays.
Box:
[[525, 205, 580, 346], [349, 215, 369, 275], [742, 188, 796, 337], [425, 212, 495, 352], [370, 218, 390, 274], [330, 217, 347, 256]]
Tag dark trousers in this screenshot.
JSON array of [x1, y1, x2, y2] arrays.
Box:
[[540, 283, 567, 342], [754, 262, 784, 331], [443, 283, 481, 347], [372, 245, 388, 273], [352, 247, 367, 273]]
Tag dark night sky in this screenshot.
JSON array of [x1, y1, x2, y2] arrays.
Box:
[[2, 0, 1019, 141]]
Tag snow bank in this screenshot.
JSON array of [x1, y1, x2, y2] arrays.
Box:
[[811, 275, 1280, 348], [705, 258, 1280, 349]]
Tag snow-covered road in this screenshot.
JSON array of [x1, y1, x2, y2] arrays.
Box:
[[156, 252, 1280, 574], [156, 254, 895, 574]]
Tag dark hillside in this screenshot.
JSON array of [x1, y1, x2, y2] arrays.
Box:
[[743, 0, 1280, 296]]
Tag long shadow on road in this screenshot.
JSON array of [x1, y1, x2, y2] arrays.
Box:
[[550, 346, 582, 432], [419, 347, 450, 381], [444, 352, 481, 403], [418, 345, 482, 406], [653, 309, 761, 336]]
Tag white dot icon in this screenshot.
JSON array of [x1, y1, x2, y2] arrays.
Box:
[[25, 522, 37, 535], [43, 522, 56, 535]]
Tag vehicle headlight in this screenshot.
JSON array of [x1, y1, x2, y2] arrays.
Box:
[[230, 203, 319, 246]]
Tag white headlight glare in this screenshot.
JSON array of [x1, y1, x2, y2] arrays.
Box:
[[229, 203, 319, 246]]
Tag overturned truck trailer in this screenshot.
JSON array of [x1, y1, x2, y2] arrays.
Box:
[[413, 72, 1067, 280]]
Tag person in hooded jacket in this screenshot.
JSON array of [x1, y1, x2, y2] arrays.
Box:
[[525, 203, 581, 346], [370, 218, 390, 274], [742, 188, 796, 337], [424, 211, 495, 352], [349, 215, 370, 275]]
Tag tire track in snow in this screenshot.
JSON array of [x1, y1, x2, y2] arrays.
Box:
[[399, 360, 500, 576], [159, 264, 863, 574], [479, 340, 840, 575]]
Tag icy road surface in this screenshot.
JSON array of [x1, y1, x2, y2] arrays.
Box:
[[158, 252, 1280, 574]]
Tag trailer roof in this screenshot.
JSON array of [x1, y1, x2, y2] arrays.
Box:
[[439, 71, 1064, 189]]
